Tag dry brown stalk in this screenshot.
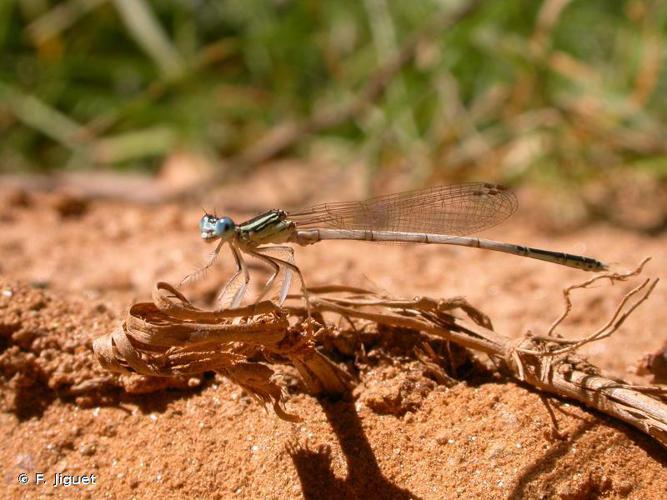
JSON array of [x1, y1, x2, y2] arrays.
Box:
[[93, 261, 666, 448], [537, 257, 655, 350], [93, 282, 353, 422]]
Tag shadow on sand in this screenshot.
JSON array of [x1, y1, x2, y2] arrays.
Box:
[[288, 398, 420, 499]]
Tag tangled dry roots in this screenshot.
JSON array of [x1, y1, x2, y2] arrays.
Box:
[[93, 283, 355, 421], [93, 261, 667, 448]]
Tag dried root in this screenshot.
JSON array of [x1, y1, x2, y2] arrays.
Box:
[[93, 260, 667, 448], [93, 282, 352, 421]]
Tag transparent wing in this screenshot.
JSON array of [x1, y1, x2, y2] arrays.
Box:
[[287, 182, 518, 236]]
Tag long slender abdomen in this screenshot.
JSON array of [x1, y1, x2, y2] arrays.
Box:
[[290, 228, 607, 272]]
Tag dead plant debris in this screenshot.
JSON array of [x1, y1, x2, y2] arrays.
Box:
[[92, 260, 667, 449]]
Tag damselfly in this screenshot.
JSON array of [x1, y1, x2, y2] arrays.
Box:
[[185, 183, 607, 309]]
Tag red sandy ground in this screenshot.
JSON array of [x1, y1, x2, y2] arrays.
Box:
[[1, 163, 666, 498]]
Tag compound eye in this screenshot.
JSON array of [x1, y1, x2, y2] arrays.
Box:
[[215, 217, 234, 236]]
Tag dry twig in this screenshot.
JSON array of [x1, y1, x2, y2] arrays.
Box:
[[93, 260, 666, 448]]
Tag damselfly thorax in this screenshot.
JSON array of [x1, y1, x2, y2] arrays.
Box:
[[236, 210, 295, 247]]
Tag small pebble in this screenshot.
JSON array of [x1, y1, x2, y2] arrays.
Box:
[[80, 443, 96, 456]]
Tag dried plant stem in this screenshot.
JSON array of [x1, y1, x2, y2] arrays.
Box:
[[93, 260, 666, 448], [289, 294, 666, 446], [283, 263, 666, 447], [544, 257, 652, 338]]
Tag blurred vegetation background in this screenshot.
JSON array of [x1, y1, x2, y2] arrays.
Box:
[[1, 0, 666, 191]]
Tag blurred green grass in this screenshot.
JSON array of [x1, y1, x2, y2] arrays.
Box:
[[1, 0, 666, 186]]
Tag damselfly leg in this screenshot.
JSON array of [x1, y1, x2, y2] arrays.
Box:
[[216, 244, 250, 309], [248, 246, 295, 304], [180, 240, 225, 287], [248, 246, 311, 317]]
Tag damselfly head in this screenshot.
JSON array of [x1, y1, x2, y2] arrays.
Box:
[[199, 214, 235, 242]]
